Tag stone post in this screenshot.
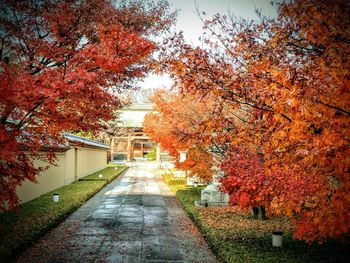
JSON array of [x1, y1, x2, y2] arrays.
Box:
[[156, 143, 161, 162], [110, 136, 115, 161], [127, 135, 132, 161]]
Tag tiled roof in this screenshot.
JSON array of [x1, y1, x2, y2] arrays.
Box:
[[119, 103, 154, 112], [64, 133, 109, 149]]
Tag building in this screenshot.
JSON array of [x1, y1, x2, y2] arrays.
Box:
[[111, 103, 154, 161], [110, 103, 173, 162]]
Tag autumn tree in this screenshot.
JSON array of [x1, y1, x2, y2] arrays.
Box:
[[144, 90, 226, 181], [0, 0, 175, 210], [159, 0, 350, 242]]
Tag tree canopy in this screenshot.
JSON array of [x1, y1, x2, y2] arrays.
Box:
[[0, 0, 175, 210], [146, 0, 350, 242]]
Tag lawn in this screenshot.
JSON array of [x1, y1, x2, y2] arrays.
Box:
[[162, 173, 188, 191], [163, 174, 349, 263], [79, 164, 127, 182], [0, 164, 127, 261]]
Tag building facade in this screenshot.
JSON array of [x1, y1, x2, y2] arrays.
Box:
[[111, 103, 155, 161]]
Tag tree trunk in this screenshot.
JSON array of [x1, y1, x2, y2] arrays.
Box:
[[261, 206, 268, 220], [253, 207, 259, 219]]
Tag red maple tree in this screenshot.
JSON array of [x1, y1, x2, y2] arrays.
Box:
[[0, 0, 174, 210]]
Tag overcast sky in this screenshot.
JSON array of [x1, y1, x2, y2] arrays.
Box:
[[138, 0, 278, 91]]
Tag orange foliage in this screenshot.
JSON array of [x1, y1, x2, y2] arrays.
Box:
[[144, 90, 216, 181], [159, 0, 350, 242]]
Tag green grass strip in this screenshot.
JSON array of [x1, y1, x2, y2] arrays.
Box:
[[0, 165, 127, 261], [162, 173, 187, 186], [78, 165, 127, 182]]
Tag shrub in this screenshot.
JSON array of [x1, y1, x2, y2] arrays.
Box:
[[144, 147, 156, 160]]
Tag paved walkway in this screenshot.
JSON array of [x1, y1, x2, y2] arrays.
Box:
[[16, 162, 217, 263]]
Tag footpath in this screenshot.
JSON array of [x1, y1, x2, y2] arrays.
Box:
[[16, 162, 217, 263]]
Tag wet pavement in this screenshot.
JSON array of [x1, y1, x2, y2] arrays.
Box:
[[16, 162, 217, 263]]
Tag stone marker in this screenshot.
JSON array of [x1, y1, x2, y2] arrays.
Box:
[[173, 170, 187, 178], [199, 182, 229, 207], [195, 163, 229, 207]]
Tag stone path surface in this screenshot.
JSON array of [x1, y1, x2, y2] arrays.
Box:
[[16, 162, 217, 263]]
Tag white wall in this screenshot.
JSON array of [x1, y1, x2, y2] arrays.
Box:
[[17, 152, 67, 204], [76, 147, 107, 179], [16, 147, 108, 204]]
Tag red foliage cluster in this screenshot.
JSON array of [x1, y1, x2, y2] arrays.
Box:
[[0, 0, 174, 210], [221, 146, 268, 208]]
